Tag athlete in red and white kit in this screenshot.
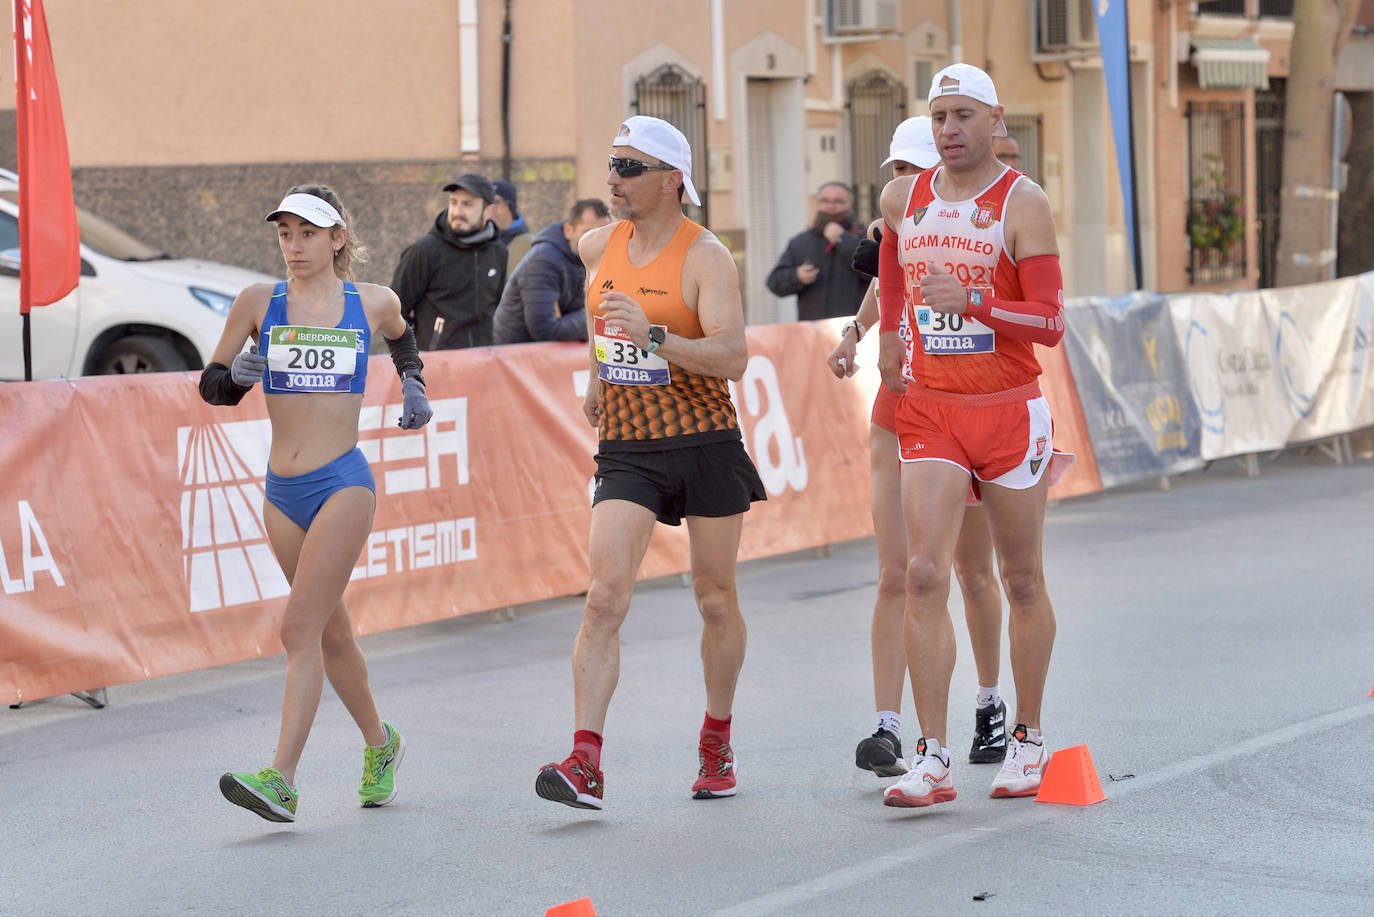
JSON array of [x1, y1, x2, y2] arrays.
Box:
[[875, 63, 1073, 807]]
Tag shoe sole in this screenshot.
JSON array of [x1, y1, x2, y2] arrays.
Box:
[[856, 747, 909, 777], [219, 774, 295, 823], [990, 783, 1040, 798], [882, 786, 958, 808], [361, 734, 406, 808], [535, 765, 603, 810], [968, 745, 1007, 764], [862, 759, 909, 777]]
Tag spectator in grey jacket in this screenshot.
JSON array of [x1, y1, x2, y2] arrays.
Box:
[[493, 199, 610, 344]]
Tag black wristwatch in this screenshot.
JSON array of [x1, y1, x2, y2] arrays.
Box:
[[646, 325, 666, 354]]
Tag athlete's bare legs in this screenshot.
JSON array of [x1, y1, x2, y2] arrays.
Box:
[[978, 471, 1056, 731], [899, 460, 973, 747], [262, 486, 382, 784], [868, 425, 908, 712], [686, 513, 748, 719], [573, 499, 657, 733]]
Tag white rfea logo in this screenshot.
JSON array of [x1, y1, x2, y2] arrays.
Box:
[[178, 398, 475, 612]]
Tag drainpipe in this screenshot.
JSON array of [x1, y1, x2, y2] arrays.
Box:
[[501, 0, 512, 180], [948, 0, 962, 64], [459, 0, 480, 153]]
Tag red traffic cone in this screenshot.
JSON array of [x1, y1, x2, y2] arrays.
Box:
[[546, 898, 597, 916], [1034, 744, 1106, 806]]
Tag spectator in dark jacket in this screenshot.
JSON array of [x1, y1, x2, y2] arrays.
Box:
[[765, 181, 870, 321], [493, 198, 610, 344], [392, 173, 507, 350]]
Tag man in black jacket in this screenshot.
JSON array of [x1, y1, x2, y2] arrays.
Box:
[[392, 173, 508, 350], [765, 181, 870, 321], [493, 198, 610, 344]]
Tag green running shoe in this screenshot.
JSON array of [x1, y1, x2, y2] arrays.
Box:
[[359, 721, 405, 807], [219, 767, 298, 822]]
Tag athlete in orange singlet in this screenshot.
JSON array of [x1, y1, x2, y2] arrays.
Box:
[[536, 117, 765, 811], [874, 64, 1073, 808]]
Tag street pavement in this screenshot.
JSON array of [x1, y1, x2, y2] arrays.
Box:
[[5, 450, 1374, 916]]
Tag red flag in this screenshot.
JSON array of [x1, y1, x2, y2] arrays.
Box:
[[13, 0, 79, 313]]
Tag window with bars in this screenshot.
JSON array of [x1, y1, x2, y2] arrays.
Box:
[[1186, 101, 1247, 284], [847, 70, 907, 224], [1194, 0, 1246, 15], [1002, 114, 1043, 183], [632, 64, 709, 227]]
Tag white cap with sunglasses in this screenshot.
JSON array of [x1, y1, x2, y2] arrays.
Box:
[[611, 115, 701, 206]]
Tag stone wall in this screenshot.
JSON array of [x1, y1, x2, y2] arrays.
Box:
[[0, 143, 578, 284]]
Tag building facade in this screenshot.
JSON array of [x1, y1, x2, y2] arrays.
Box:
[[1, 0, 1369, 319]]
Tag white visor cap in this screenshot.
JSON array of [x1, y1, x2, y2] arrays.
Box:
[[611, 115, 701, 207], [882, 115, 940, 169], [927, 63, 1008, 138], [265, 193, 343, 228]]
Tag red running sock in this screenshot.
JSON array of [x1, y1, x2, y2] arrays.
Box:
[[573, 729, 603, 769], [701, 712, 732, 744]]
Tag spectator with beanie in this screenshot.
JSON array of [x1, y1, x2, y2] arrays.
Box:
[[489, 180, 532, 273], [493, 198, 611, 344], [392, 173, 507, 349]]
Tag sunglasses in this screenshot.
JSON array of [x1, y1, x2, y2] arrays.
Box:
[[608, 155, 678, 178]]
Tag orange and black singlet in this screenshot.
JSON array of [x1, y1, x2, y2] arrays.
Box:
[[588, 217, 741, 452]]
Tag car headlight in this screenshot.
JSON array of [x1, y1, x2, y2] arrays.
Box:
[[190, 286, 234, 316]]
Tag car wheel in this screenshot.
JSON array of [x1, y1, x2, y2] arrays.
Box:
[[96, 335, 190, 375]]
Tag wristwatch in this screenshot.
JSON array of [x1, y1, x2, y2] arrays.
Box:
[[966, 289, 984, 312], [646, 325, 667, 354]]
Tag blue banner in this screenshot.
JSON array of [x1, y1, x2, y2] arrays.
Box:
[[1094, 0, 1140, 288], [1063, 293, 1203, 487]]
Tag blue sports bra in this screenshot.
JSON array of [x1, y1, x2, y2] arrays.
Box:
[[258, 281, 371, 394]]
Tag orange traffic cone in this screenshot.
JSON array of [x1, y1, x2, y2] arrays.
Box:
[[546, 898, 597, 916], [1368, 686, 1373, 697], [1034, 744, 1106, 806]]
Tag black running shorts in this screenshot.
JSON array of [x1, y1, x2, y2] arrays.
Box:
[[592, 439, 767, 526]]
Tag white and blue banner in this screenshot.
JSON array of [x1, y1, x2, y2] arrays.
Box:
[[1063, 292, 1203, 487]]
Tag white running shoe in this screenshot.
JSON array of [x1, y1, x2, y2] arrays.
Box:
[[882, 738, 957, 808], [989, 724, 1048, 798]]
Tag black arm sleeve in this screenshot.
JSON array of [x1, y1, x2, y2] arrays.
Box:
[[199, 363, 252, 406], [385, 324, 426, 385]]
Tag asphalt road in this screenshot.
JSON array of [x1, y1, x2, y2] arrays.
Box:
[[5, 450, 1374, 916]]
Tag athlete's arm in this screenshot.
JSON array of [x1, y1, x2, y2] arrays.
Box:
[[876, 176, 913, 393], [199, 284, 270, 405], [578, 225, 613, 426], [608, 233, 746, 381], [826, 279, 876, 379], [960, 181, 1064, 346]]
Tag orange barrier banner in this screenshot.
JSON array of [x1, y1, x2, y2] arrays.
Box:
[[0, 320, 1098, 703]]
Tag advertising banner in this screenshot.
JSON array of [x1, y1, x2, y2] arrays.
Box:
[[1259, 276, 1374, 444], [1170, 289, 1289, 460], [1064, 293, 1203, 487], [1170, 276, 1374, 460], [0, 321, 1098, 703]]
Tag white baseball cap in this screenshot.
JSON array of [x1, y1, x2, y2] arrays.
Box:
[[882, 115, 940, 169], [265, 192, 343, 227], [927, 63, 1008, 138], [612, 115, 701, 206]]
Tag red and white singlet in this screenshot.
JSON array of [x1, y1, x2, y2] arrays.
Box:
[[896, 166, 1041, 395]]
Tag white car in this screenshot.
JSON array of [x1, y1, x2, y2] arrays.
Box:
[[0, 169, 276, 381]]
